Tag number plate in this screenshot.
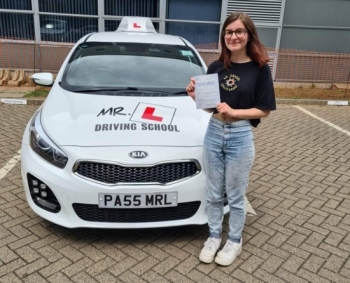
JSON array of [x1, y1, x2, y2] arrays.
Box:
[[98, 192, 178, 208]]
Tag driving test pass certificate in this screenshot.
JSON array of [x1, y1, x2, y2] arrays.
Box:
[[193, 73, 220, 109]]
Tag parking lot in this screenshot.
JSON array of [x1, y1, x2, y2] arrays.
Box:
[[1, 103, 350, 283]]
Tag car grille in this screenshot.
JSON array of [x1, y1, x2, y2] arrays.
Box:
[[74, 161, 200, 184], [72, 201, 201, 223]]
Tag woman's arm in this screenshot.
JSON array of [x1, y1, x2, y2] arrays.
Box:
[[216, 103, 270, 119], [230, 108, 270, 119]]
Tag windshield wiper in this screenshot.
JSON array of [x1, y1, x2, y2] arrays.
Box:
[[171, 90, 188, 95], [70, 87, 189, 96], [71, 87, 176, 94], [71, 87, 137, 93]]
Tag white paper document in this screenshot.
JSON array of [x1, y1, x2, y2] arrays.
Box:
[[194, 73, 220, 109]]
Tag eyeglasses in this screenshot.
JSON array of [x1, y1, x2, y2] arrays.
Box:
[[222, 29, 247, 39]]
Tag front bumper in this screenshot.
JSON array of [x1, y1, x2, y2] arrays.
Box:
[[21, 144, 209, 228]]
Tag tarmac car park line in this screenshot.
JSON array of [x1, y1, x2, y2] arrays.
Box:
[[0, 150, 21, 180], [245, 197, 256, 216], [294, 105, 350, 137]]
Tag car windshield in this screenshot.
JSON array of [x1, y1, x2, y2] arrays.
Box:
[[60, 42, 206, 95]]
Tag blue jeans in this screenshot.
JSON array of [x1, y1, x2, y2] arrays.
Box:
[[203, 117, 255, 242]]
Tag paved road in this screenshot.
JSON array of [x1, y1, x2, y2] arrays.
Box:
[[1, 104, 350, 283]]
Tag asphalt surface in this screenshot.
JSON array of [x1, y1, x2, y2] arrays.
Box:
[[1, 103, 350, 283]]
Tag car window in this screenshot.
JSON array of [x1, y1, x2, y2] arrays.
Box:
[[60, 42, 205, 94]]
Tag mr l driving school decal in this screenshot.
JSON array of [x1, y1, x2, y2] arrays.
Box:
[[95, 102, 180, 132]]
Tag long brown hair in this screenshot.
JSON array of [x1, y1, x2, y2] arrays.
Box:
[[219, 12, 269, 68]]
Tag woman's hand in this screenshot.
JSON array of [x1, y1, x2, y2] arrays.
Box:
[[186, 78, 196, 100], [216, 103, 236, 118]]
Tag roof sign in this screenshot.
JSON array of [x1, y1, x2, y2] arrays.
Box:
[[116, 17, 157, 33]]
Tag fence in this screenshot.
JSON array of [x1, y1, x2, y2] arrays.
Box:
[[0, 38, 350, 92]]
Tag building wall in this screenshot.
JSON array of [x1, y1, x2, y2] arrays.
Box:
[[281, 0, 350, 53], [0, 0, 349, 83]]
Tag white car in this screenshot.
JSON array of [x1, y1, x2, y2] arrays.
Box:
[[21, 17, 227, 228]]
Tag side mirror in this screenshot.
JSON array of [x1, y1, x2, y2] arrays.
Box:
[[31, 73, 54, 87]]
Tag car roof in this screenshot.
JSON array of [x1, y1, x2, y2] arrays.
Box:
[[86, 32, 186, 46]]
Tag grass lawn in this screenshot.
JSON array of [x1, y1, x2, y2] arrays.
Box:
[[22, 87, 350, 100], [275, 87, 350, 100], [23, 90, 50, 98]]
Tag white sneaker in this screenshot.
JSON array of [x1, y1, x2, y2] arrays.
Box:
[[199, 237, 222, 263], [215, 239, 242, 266]]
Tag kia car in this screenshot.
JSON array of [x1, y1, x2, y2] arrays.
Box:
[[21, 17, 228, 228]]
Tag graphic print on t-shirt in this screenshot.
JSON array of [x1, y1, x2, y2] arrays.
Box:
[[221, 73, 240, 92]]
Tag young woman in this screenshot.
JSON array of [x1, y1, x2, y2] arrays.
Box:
[[186, 12, 276, 266]]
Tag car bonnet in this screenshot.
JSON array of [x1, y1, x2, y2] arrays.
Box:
[[40, 88, 211, 147]]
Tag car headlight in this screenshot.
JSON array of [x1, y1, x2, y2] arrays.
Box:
[[30, 111, 68, 169]]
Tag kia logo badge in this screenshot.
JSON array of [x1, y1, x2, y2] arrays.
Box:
[[129, 151, 148, 159]]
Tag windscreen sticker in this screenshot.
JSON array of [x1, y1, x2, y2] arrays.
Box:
[[95, 103, 180, 132], [130, 103, 176, 124], [180, 50, 194, 56], [97, 107, 126, 117], [95, 123, 180, 132]]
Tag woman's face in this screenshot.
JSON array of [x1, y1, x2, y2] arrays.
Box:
[[223, 19, 249, 53]]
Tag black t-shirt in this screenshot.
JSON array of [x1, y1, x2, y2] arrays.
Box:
[[207, 60, 276, 127]]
